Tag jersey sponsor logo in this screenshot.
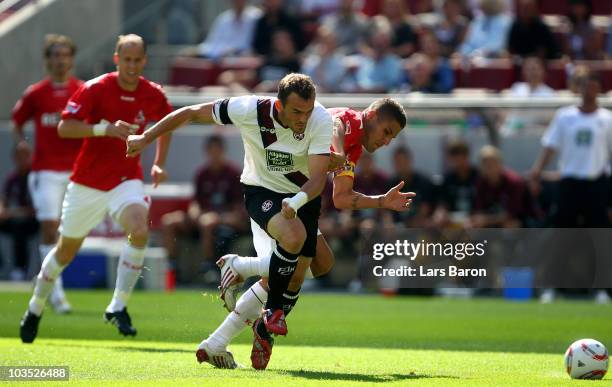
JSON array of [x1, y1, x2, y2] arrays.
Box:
[[575, 129, 593, 146], [261, 199, 273, 212], [41, 112, 60, 127], [66, 101, 81, 114], [293, 132, 305, 141], [266, 150, 294, 172], [120, 95, 135, 102]]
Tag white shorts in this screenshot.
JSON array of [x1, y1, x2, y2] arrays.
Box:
[[28, 171, 71, 221], [250, 218, 322, 258], [59, 179, 149, 239]]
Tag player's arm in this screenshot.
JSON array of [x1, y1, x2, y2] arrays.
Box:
[[58, 119, 136, 139], [12, 123, 26, 142], [126, 103, 215, 157], [530, 147, 556, 180], [332, 175, 415, 211], [281, 154, 329, 218]]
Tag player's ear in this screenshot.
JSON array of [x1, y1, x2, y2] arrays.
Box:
[[113, 53, 119, 65], [274, 99, 283, 112]]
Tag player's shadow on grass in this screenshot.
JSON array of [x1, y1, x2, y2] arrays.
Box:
[[45, 342, 192, 354], [277, 369, 458, 383]]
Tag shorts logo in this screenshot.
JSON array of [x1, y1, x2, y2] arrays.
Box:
[[293, 132, 305, 141], [261, 200, 273, 212]]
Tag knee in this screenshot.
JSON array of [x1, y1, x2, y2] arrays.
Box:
[[279, 227, 305, 254], [129, 224, 149, 247]]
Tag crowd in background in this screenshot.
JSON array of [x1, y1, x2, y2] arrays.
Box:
[[187, 0, 612, 94]]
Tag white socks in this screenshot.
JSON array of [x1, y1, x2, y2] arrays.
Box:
[[40, 243, 67, 303], [29, 248, 66, 316], [106, 244, 145, 313], [233, 255, 315, 280], [233, 255, 270, 278], [203, 281, 268, 352]]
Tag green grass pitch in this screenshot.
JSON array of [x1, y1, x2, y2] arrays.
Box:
[[0, 290, 610, 386]]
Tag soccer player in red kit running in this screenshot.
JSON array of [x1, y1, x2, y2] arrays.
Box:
[[12, 34, 82, 313], [19, 34, 173, 343]]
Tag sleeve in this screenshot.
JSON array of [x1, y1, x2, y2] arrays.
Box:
[[61, 83, 96, 121], [12, 86, 35, 126], [541, 109, 563, 149], [308, 110, 333, 156], [151, 87, 173, 121], [211, 95, 254, 126]]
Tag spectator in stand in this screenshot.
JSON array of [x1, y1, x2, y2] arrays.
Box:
[[470, 145, 529, 228], [507, 0, 559, 60], [501, 57, 556, 136], [353, 152, 389, 222], [321, 0, 371, 54], [404, 31, 454, 93], [198, 0, 262, 59], [160, 136, 246, 281], [301, 26, 347, 92], [351, 17, 403, 93], [254, 29, 301, 92], [0, 143, 37, 281], [433, 0, 468, 57], [561, 0, 603, 60], [253, 0, 304, 56], [380, 0, 417, 58], [384, 146, 436, 228], [433, 138, 479, 228], [458, 0, 512, 59]]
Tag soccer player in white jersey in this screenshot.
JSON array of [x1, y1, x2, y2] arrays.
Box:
[[12, 34, 83, 313], [19, 35, 173, 343], [531, 70, 612, 304], [126, 73, 333, 369]]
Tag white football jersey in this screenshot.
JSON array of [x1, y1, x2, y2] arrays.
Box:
[[212, 95, 332, 193], [542, 106, 612, 179]]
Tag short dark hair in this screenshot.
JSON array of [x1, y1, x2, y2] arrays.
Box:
[[44, 34, 76, 58], [204, 134, 225, 150], [277, 73, 316, 105], [369, 98, 407, 129], [446, 137, 470, 156]]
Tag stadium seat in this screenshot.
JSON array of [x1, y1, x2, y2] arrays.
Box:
[[148, 197, 190, 230], [461, 60, 516, 91], [169, 56, 262, 89], [545, 60, 568, 90]]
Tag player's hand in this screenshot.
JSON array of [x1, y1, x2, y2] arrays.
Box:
[[126, 134, 149, 157], [151, 164, 167, 188], [328, 151, 346, 172], [281, 199, 297, 219], [382, 181, 416, 212], [107, 120, 136, 140]]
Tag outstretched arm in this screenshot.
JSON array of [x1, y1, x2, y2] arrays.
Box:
[[333, 175, 415, 211], [126, 103, 215, 157]]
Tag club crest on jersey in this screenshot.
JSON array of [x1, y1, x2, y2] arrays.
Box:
[[134, 110, 146, 125], [66, 101, 81, 114], [261, 200, 273, 212], [293, 132, 305, 141]]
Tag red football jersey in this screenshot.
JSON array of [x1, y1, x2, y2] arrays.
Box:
[[12, 77, 83, 172], [328, 108, 365, 179], [61, 72, 172, 191]]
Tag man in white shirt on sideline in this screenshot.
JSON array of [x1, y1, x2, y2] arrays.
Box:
[[531, 70, 612, 304], [198, 0, 262, 59]]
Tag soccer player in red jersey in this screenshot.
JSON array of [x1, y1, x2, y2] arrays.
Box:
[[12, 34, 82, 314], [210, 98, 414, 369], [19, 34, 173, 343]]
